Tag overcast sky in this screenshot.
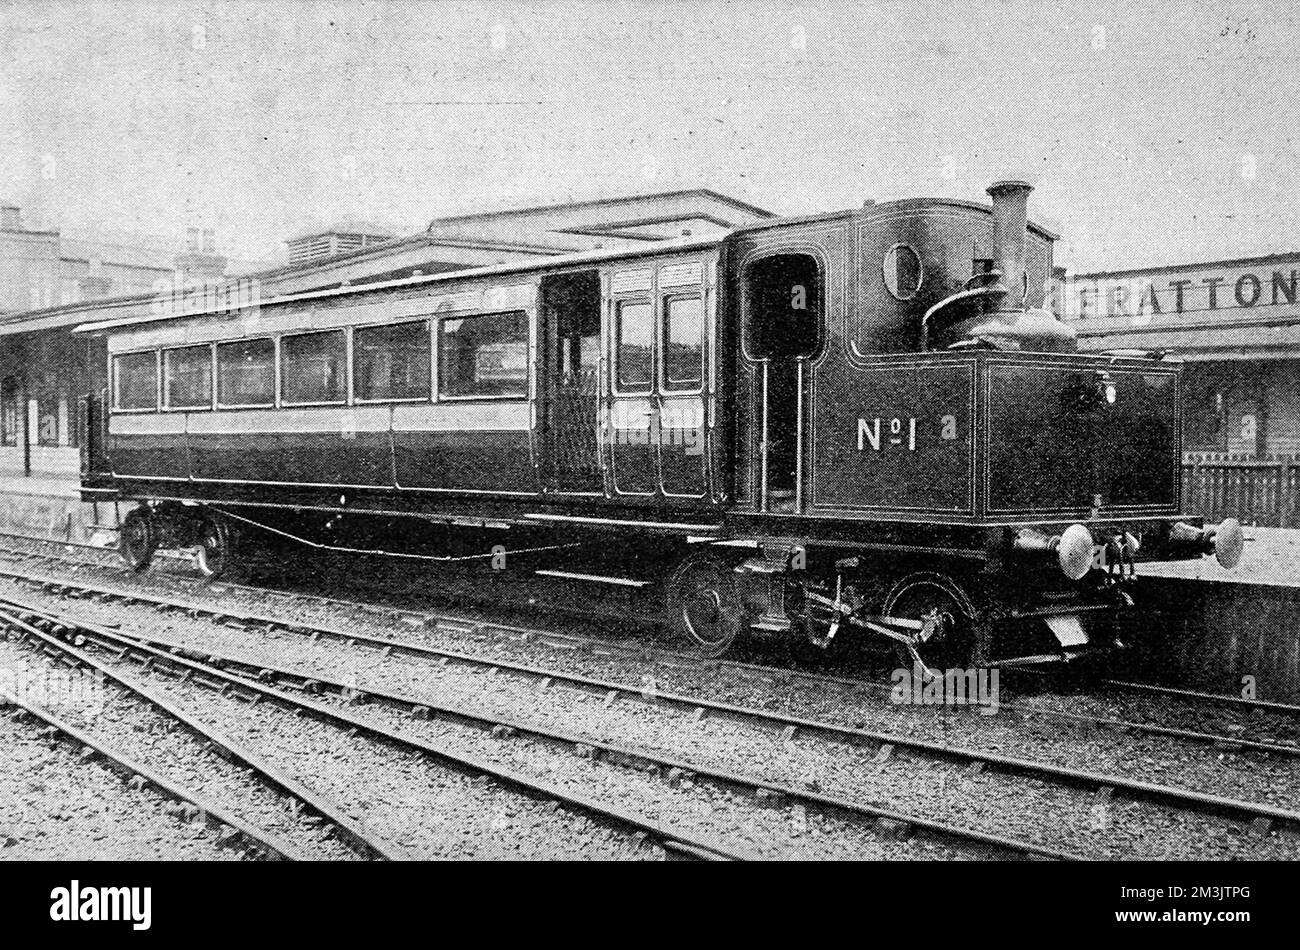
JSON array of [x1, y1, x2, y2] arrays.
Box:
[[1, 0, 1297, 271]]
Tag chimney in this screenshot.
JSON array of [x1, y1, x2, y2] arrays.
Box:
[[927, 179, 1076, 353], [0, 206, 21, 231], [986, 180, 1032, 308]]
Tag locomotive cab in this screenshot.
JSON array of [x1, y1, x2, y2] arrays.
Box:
[[726, 180, 1242, 671]]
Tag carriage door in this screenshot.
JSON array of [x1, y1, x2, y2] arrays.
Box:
[[656, 262, 708, 497], [539, 271, 604, 493], [745, 253, 822, 513]]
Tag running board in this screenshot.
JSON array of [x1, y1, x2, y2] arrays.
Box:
[[533, 569, 651, 588]]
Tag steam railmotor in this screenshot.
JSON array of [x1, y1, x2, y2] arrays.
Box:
[[77, 181, 1243, 670]]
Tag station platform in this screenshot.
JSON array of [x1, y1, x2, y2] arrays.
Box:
[[0, 473, 120, 542], [1144, 526, 1298, 587]]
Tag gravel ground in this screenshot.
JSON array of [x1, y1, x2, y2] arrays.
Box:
[[120, 640, 986, 860], [1008, 679, 1300, 750], [2, 596, 1002, 860], [27, 637, 686, 861], [53, 570, 1300, 812], [0, 638, 359, 861], [2, 630, 665, 860], [14, 580, 1299, 861], [4, 547, 1299, 859], [0, 686, 253, 860]]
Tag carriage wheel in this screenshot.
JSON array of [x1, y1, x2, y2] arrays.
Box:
[[195, 517, 233, 579], [881, 572, 979, 676], [666, 555, 746, 658], [119, 507, 155, 573]]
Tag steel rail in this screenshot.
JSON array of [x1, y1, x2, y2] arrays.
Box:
[[1099, 677, 1300, 718], [1, 594, 1085, 861], [6, 544, 1300, 846], [5, 532, 1300, 732], [10, 532, 1298, 744], [0, 683, 309, 861], [5, 551, 1300, 763], [86, 603, 1300, 839], [6, 578, 1300, 846], [3, 550, 1296, 765], [3, 599, 754, 862], [0, 605, 406, 861], [7, 579, 1300, 852]]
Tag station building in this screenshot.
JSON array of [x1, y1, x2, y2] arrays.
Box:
[[0, 189, 772, 538], [1065, 252, 1300, 525], [0, 207, 238, 486]]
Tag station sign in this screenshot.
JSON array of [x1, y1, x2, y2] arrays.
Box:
[[1059, 256, 1300, 325]]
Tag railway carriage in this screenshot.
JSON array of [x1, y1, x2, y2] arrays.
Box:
[[78, 180, 1243, 670]]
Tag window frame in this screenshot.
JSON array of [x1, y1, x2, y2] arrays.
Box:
[[111, 349, 161, 413], [215, 336, 278, 411], [740, 250, 827, 363], [351, 317, 434, 405], [278, 327, 349, 407], [882, 242, 924, 301], [658, 292, 705, 396], [436, 309, 530, 402], [612, 296, 654, 396], [162, 343, 216, 412]]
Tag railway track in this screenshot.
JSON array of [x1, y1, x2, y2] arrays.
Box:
[[0, 682, 308, 861], [6, 535, 1300, 841], [0, 604, 399, 860], [2, 600, 751, 862], [2, 538, 1299, 766], [0, 588, 1080, 861], [3, 561, 1300, 857], [2, 529, 1298, 735]]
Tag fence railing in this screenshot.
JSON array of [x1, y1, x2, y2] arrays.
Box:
[[1182, 453, 1300, 527]]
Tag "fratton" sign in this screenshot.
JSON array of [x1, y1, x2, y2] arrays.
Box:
[[1061, 260, 1300, 324]]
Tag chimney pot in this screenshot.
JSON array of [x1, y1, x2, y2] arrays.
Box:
[[986, 180, 1032, 309]]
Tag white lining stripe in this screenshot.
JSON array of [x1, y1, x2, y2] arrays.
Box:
[[392, 401, 529, 432], [186, 406, 391, 435], [109, 414, 186, 436], [108, 401, 532, 436]]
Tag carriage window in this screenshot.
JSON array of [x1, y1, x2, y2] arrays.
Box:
[[163, 345, 213, 410], [281, 329, 346, 404], [661, 295, 703, 391], [217, 337, 275, 407], [113, 351, 158, 411], [746, 253, 822, 360], [615, 300, 652, 392], [354, 320, 431, 401], [439, 311, 528, 398]]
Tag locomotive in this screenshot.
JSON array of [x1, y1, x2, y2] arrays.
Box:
[[77, 179, 1243, 671]]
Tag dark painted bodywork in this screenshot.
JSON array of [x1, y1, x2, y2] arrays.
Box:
[[80, 197, 1199, 581]]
